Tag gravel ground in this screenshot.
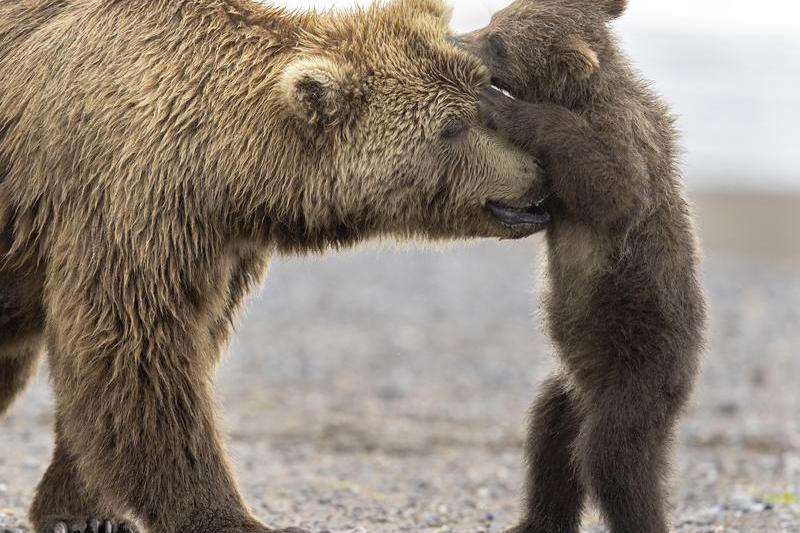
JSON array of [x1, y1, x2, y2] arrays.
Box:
[[1, 193, 799, 532]]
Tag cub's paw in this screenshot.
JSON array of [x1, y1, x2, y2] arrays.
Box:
[[44, 519, 137, 533]]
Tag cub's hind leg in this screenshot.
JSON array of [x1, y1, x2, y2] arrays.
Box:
[[575, 379, 681, 533], [505, 373, 586, 533]]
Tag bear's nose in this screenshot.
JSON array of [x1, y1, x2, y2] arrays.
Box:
[[522, 161, 550, 201]]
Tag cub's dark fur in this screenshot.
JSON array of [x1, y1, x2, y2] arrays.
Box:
[[457, 1, 707, 532]]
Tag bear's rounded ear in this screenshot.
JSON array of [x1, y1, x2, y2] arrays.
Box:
[[603, 0, 628, 19], [392, 0, 453, 29], [556, 35, 600, 80], [279, 56, 361, 129]]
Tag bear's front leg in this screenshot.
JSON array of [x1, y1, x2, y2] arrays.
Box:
[[30, 425, 137, 533], [41, 255, 310, 533]]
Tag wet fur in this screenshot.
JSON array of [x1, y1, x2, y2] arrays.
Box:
[[459, 1, 707, 532], [0, 0, 545, 531]]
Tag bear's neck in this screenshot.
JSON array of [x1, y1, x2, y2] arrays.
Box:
[[126, 2, 365, 249]]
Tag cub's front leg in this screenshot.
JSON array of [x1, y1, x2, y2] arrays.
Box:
[[480, 89, 651, 236]]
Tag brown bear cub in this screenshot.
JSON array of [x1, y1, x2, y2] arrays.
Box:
[[457, 1, 707, 532], [0, 0, 550, 532]]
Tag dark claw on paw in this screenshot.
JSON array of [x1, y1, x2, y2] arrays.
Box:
[[47, 520, 134, 533]]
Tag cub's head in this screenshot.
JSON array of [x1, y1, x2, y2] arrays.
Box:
[[452, 0, 627, 103], [275, 0, 550, 246]]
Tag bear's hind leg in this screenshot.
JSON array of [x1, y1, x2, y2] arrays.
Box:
[[0, 288, 44, 417], [506, 373, 586, 533], [0, 335, 42, 416], [30, 424, 138, 533]]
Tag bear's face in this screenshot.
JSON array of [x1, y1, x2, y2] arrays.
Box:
[[453, 0, 626, 103], [276, 0, 551, 241]]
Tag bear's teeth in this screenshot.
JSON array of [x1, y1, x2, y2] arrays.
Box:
[[491, 85, 515, 100]]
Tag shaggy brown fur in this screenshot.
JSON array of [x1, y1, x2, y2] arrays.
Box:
[[457, 1, 707, 532], [0, 1, 549, 531]]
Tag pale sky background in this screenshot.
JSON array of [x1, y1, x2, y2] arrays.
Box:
[[270, 0, 800, 193]]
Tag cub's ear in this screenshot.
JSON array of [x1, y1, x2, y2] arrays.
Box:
[[603, 0, 628, 19], [391, 0, 453, 29], [557, 35, 600, 80], [279, 56, 361, 128]]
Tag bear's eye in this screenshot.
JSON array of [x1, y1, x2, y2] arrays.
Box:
[[441, 118, 468, 140]]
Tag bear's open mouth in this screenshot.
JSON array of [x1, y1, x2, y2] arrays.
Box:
[[486, 199, 551, 229], [491, 78, 518, 100]]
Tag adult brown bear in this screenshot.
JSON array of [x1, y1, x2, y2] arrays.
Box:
[[0, 0, 549, 531]]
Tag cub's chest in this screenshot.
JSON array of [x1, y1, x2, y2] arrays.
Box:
[[546, 221, 609, 282]]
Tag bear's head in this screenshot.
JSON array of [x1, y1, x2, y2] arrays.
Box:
[[271, 0, 550, 248], [452, 0, 627, 104]]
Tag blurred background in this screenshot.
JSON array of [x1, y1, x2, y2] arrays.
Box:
[[287, 0, 800, 192], [1, 1, 798, 532]]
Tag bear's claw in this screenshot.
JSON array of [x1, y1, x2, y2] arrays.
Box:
[[47, 519, 136, 533]]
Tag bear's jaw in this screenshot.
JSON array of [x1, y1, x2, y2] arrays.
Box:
[[486, 198, 551, 235]]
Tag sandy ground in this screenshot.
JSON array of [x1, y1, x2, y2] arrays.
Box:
[[1, 192, 799, 532]]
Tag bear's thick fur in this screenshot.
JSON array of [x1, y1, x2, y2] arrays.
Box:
[[0, 0, 548, 531], [457, 1, 707, 532]]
